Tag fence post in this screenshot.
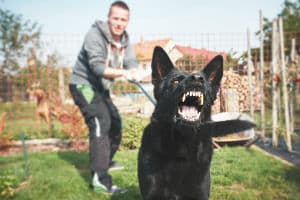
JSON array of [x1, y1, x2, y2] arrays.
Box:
[[289, 38, 296, 134], [278, 17, 292, 152], [259, 10, 265, 139], [271, 19, 279, 147], [223, 89, 239, 112], [20, 132, 29, 178], [247, 29, 254, 118]]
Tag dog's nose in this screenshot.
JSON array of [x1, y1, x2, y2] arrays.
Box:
[[191, 74, 204, 82]]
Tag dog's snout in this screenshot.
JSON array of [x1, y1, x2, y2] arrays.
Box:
[[191, 74, 204, 82]]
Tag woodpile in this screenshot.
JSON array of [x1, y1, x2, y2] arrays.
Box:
[[212, 70, 260, 113]]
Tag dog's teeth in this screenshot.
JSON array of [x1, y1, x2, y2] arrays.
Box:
[[198, 95, 202, 105], [182, 94, 186, 102]]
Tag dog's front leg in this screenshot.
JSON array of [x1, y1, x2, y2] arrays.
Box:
[[36, 113, 41, 136]]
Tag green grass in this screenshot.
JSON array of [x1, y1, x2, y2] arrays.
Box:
[[1, 147, 300, 200]]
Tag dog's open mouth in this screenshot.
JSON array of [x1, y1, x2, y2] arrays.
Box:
[[177, 90, 204, 122]]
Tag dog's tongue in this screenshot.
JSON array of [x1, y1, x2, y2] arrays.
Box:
[[179, 105, 200, 121]]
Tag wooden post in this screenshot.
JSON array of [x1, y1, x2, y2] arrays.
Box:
[[223, 89, 239, 112], [271, 20, 279, 147], [289, 38, 296, 134], [259, 10, 265, 139], [247, 29, 254, 118], [58, 68, 65, 103], [278, 17, 292, 152]]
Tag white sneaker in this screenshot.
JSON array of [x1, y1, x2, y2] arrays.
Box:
[[109, 185, 127, 194], [91, 173, 109, 193]]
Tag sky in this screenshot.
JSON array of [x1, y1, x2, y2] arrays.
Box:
[[1, 0, 288, 65]]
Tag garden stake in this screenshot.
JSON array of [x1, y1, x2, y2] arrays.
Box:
[[20, 132, 29, 177]]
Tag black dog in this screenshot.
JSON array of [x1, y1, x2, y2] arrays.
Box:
[[138, 46, 255, 200]]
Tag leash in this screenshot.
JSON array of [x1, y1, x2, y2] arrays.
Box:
[[128, 79, 157, 105]]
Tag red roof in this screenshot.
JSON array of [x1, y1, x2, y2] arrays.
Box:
[[134, 38, 172, 61], [175, 45, 226, 62]]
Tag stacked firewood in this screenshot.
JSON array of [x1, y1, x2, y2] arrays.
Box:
[[212, 71, 260, 113]]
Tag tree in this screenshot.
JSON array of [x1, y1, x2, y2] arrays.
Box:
[[257, 0, 300, 61], [280, 0, 300, 32], [0, 8, 41, 75]]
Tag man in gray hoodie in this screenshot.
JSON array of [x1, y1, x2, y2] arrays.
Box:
[[69, 1, 138, 194]]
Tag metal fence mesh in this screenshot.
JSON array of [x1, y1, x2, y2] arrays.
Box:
[[0, 31, 299, 140]]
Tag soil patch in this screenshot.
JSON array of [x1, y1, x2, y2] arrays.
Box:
[[254, 137, 300, 168]]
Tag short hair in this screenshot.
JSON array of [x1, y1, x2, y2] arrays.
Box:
[[108, 1, 130, 15]]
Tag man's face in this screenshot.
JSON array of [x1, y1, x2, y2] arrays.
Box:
[[108, 6, 129, 39]]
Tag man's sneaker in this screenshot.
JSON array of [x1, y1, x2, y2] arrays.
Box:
[[109, 185, 127, 194], [90, 173, 109, 193], [109, 161, 124, 171]]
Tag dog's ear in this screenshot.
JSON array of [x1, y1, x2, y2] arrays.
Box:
[[202, 55, 223, 87], [151, 46, 174, 84]]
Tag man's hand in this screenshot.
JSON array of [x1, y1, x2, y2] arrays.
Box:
[[103, 67, 149, 82]]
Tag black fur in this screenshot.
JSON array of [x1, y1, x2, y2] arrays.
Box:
[[138, 46, 255, 200]]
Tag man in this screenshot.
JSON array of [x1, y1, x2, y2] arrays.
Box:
[[69, 1, 138, 194]]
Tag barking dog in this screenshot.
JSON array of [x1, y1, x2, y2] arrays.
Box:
[[138, 46, 255, 200], [27, 88, 52, 135]]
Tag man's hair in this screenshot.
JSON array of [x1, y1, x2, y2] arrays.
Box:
[[109, 1, 130, 15]]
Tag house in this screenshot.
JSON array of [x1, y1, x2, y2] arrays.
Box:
[[134, 38, 227, 79], [173, 45, 227, 71], [134, 38, 177, 72]]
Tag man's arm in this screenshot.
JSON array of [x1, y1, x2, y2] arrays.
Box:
[[102, 67, 127, 79]]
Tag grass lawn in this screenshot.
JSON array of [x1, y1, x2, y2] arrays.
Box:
[[1, 147, 300, 200]]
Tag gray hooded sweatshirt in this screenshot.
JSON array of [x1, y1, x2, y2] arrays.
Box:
[[69, 20, 138, 90]]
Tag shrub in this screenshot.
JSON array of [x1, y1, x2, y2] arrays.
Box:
[[121, 114, 149, 150], [0, 173, 17, 199]]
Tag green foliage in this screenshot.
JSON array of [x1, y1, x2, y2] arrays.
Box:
[[1, 155, 30, 199], [259, 0, 300, 34], [0, 174, 16, 199], [121, 115, 149, 150], [0, 8, 41, 74], [255, 0, 300, 62], [281, 0, 300, 32]]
